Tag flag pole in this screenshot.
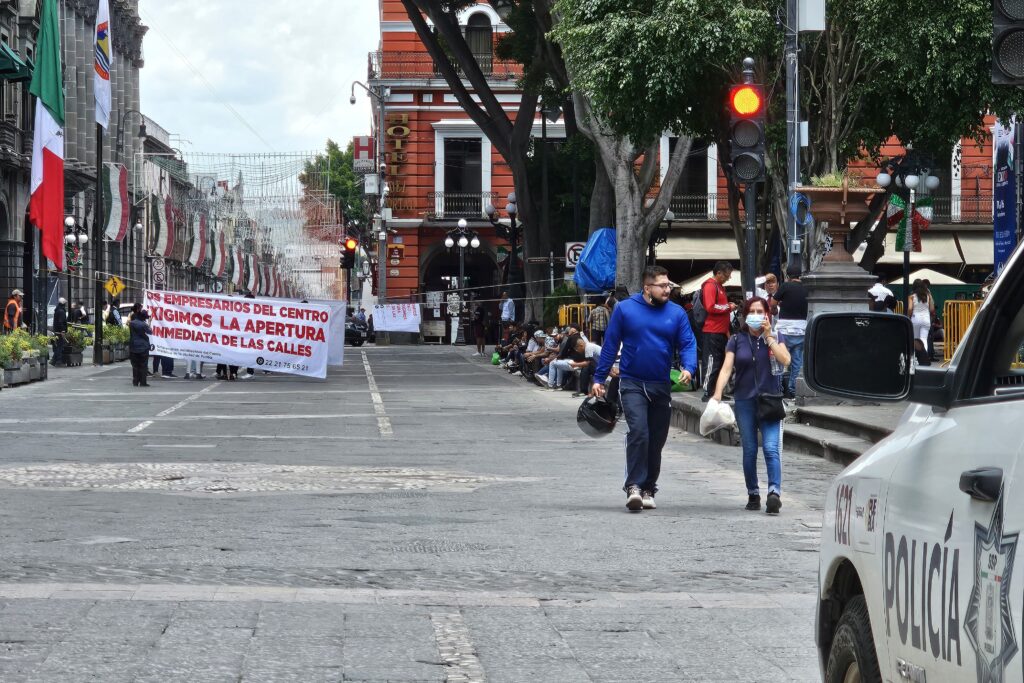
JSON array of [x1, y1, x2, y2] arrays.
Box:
[[93, 124, 104, 365]]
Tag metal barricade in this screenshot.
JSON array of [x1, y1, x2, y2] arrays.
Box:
[[943, 300, 982, 363], [558, 304, 593, 331]]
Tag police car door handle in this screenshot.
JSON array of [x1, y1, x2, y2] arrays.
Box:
[[958, 467, 1003, 502]]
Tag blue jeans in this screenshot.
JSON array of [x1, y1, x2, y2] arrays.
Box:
[[733, 398, 782, 496], [619, 378, 672, 493], [780, 334, 804, 396], [550, 359, 574, 387]]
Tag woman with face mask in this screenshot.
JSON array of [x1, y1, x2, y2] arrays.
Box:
[[711, 297, 791, 514]]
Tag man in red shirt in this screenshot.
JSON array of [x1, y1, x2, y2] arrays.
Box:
[[700, 261, 736, 402]]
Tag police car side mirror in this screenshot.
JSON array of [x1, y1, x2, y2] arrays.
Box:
[[804, 312, 914, 401]]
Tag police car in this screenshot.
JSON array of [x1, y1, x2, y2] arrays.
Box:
[[806, 244, 1024, 683]]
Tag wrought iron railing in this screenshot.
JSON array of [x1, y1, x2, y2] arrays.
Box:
[[669, 194, 725, 221], [369, 51, 521, 81], [428, 192, 497, 219]]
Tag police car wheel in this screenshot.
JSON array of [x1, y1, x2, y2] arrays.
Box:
[[824, 595, 881, 683]]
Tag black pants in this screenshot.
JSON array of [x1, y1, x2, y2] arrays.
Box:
[[701, 332, 728, 397], [619, 378, 672, 493], [51, 335, 65, 365], [130, 352, 149, 386], [151, 355, 173, 375], [577, 360, 596, 393]]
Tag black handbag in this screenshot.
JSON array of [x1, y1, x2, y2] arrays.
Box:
[[745, 335, 786, 422]]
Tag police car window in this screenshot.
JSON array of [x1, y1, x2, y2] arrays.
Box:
[[988, 301, 1024, 397]]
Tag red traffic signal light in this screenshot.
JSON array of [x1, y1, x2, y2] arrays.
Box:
[[729, 85, 764, 118], [343, 238, 358, 251]]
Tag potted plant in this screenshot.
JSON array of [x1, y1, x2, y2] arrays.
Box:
[[795, 173, 883, 262], [1, 334, 27, 385], [64, 328, 85, 366]]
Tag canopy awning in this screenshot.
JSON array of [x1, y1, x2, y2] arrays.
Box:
[[0, 43, 31, 82], [657, 232, 740, 262], [675, 269, 743, 293], [888, 268, 965, 286]]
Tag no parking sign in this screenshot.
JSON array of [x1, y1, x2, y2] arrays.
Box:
[[565, 242, 585, 269]]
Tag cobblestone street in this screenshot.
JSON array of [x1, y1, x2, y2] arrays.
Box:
[[0, 347, 842, 681]]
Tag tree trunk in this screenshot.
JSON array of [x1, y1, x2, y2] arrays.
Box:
[[589, 156, 615, 234]]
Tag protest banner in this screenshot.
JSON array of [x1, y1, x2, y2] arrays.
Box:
[[373, 303, 421, 333], [143, 290, 333, 379]]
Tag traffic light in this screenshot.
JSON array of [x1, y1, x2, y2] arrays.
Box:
[[993, 0, 1024, 84], [727, 83, 766, 184], [340, 237, 357, 269]]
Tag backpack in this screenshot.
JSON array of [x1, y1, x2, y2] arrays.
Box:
[[691, 282, 710, 331]]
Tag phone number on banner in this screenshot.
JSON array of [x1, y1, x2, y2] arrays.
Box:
[[257, 359, 310, 373]]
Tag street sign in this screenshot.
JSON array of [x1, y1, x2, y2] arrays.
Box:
[[152, 258, 165, 272], [353, 136, 375, 172], [104, 275, 125, 298], [527, 256, 549, 264], [211, 281, 224, 293], [153, 271, 165, 285], [390, 259, 400, 266], [388, 245, 404, 260], [389, 268, 400, 277], [565, 241, 585, 269]]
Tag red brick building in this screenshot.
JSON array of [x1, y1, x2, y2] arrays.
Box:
[[369, 1, 999, 311]]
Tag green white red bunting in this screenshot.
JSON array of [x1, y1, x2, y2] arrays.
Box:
[[886, 194, 933, 253], [102, 163, 129, 241]]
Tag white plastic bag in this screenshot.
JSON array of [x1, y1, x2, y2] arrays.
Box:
[[699, 398, 736, 436]]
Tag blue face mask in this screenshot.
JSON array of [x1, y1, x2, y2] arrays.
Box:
[[745, 314, 765, 330]]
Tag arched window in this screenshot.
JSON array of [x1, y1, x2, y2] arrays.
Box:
[[465, 13, 493, 75]]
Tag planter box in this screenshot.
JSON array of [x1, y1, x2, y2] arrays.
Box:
[[795, 185, 879, 226], [3, 362, 29, 386], [27, 358, 40, 381], [65, 351, 84, 367], [116, 346, 129, 362], [102, 347, 113, 364]]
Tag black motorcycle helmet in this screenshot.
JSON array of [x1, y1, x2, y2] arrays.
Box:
[[577, 396, 618, 438]]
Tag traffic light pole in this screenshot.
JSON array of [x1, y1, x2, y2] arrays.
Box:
[[785, 0, 801, 275], [743, 183, 757, 299]]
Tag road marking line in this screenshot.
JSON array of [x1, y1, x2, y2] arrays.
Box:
[[361, 350, 393, 438], [431, 611, 488, 682], [126, 421, 153, 434], [156, 383, 219, 417], [142, 444, 215, 448]]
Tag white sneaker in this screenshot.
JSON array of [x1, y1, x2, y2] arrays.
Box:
[[642, 491, 657, 509], [472, 352, 481, 357]]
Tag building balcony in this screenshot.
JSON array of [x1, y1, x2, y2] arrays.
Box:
[[428, 191, 497, 220], [368, 51, 521, 82], [665, 193, 993, 225]]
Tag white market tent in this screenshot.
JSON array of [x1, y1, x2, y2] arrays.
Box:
[[888, 268, 965, 286], [675, 270, 743, 293]]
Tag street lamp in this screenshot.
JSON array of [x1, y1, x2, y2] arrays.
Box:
[[485, 192, 521, 296], [876, 151, 939, 311], [115, 109, 147, 163], [64, 216, 88, 306]]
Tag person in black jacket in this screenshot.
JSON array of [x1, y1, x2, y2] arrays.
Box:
[[128, 305, 152, 387], [51, 298, 68, 366]]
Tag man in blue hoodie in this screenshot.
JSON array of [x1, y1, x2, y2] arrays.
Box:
[[593, 265, 698, 511]]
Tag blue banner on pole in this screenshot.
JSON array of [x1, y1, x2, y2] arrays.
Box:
[[993, 119, 1017, 276]]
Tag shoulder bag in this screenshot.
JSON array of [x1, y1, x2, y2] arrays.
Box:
[[745, 334, 786, 422]]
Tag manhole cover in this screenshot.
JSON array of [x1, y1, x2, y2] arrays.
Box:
[[0, 463, 509, 496]]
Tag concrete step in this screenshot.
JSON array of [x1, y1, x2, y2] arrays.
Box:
[[783, 422, 875, 467], [794, 406, 896, 444]]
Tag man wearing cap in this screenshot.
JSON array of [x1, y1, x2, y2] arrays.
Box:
[[51, 298, 68, 365], [3, 289, 23, 333]]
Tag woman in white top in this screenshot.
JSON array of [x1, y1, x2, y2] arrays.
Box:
[[907, 280, 935, 365]]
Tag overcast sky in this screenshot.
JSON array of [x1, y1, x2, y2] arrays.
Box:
[[136, 1, 380, 154]]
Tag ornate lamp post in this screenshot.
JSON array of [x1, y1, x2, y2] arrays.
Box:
[[63, 215, 88, 307], [485, 193, 520, 296]]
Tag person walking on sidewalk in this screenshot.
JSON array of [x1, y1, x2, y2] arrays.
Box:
[[588, 297, 610, 345], [51, 298, 68, 365], [499, 291, 515, 341], [592, 265, 698, 512], [700, 262, 736, 402], [128, 305, 152, 388], [711, 297, 791, 514], [771, 266, 807, 399]]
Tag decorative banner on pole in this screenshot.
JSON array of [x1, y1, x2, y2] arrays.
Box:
[[143, 290, 333, 378], [102, 163, 128, 241], [187, 213, 207, 267], [993, 118, 1018, 275], [887, 194, 932, 253], [372, 303, 421, 333]]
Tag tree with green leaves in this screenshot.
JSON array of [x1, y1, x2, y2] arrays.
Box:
[[298, 140, 369, 234]]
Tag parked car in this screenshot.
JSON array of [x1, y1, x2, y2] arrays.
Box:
[[345, 315, 368, 346], [808, 243, 1024, 683]]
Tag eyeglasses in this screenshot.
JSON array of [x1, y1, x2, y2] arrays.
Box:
[[646, 283, 673, 290]]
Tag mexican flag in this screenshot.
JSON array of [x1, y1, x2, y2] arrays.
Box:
[[28, 0, 65, 270], [102, 163, 129, 242]]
